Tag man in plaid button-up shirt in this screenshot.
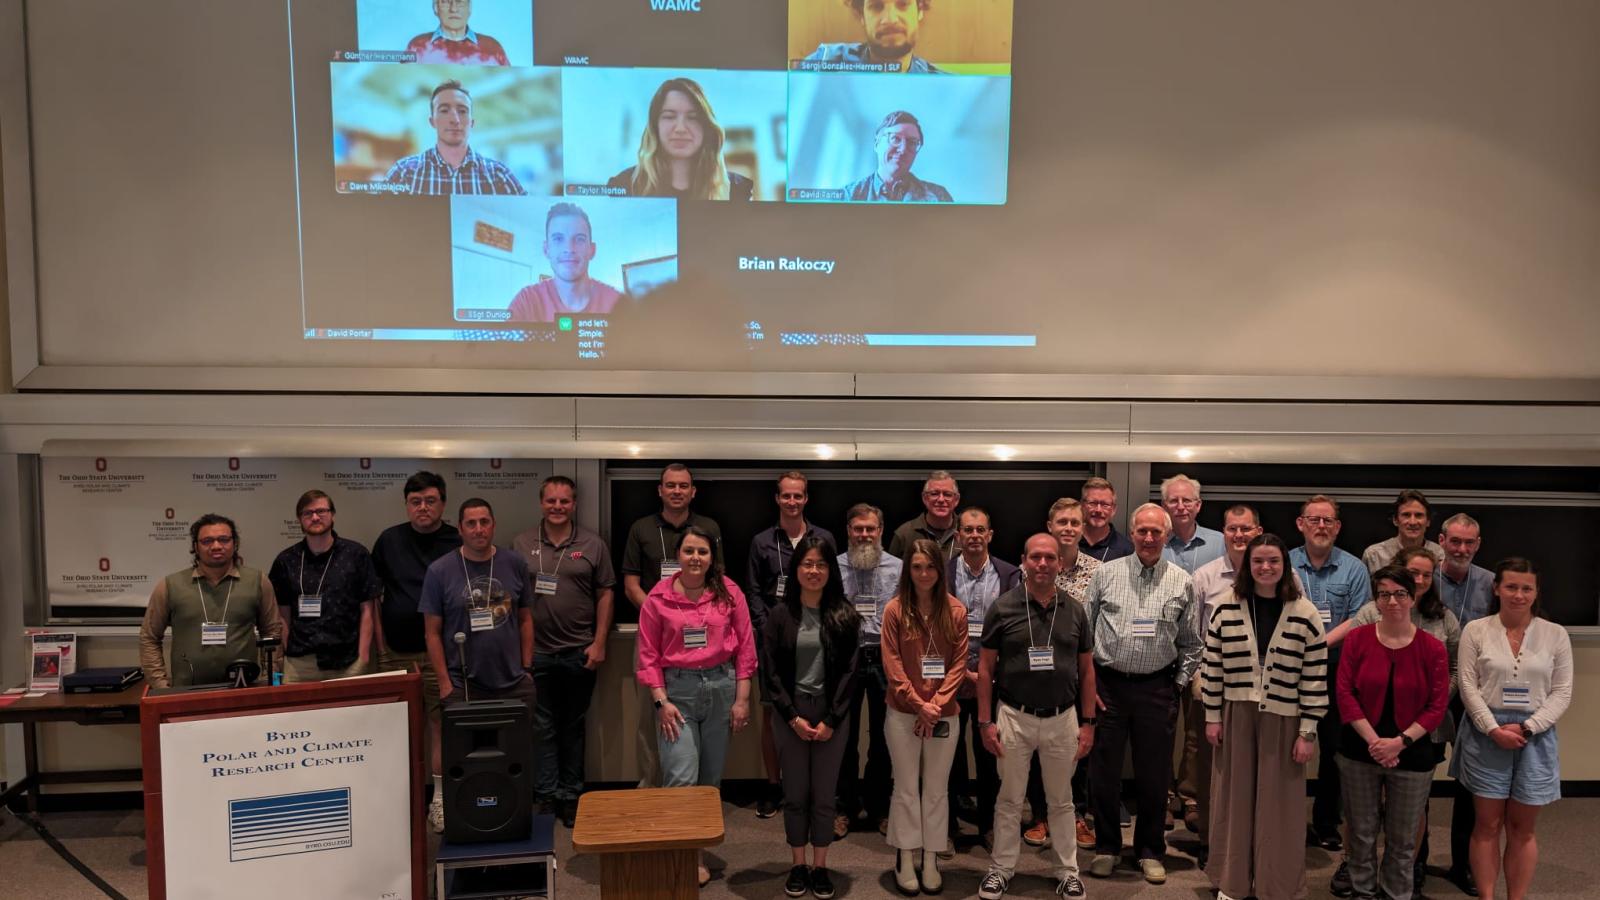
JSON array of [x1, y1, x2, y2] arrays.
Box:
[[384, 80, 525, 196]]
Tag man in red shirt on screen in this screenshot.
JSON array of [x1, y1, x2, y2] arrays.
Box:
[[507, 202, 623, 322], [405, 0, 510, 66]]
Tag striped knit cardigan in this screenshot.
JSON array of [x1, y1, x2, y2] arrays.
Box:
[[1201, 593, 1329, 732]]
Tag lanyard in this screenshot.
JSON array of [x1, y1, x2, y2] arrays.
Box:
[[1024, 592, 1059, 648], [299, 545, 332, 597], [197, 574, 234, 626], [460, 548, 495, 610], [536, 527, 566, 579]]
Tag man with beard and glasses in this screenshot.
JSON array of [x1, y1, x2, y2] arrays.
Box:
[[268, 490, 381, 683], [833, 503, 903, 839], [805, 0, 948, 74], [888, 470, 961, 561], [507, 202, 622, 322], [843, 111, 953, 203]]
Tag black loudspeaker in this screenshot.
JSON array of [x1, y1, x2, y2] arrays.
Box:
[[442, 699, 533, 843]]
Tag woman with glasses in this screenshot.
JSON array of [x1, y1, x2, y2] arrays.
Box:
[[760, 538, 862, 899], [880, 539, 968, 895], [1346, 547, 1461, 894], [1202, 533, 1328, 900], [1335, 563, 1451, 900], [637, 526, 757, 886], [1454, 558, 1572, 900]]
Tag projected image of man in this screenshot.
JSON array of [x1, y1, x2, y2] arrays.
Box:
[[507, 202, 622, 322], [607, 78, 754, 201], [844, 111, 951, 202], [807, 0, 946, 74], [385, 81, 526, 196], [405, 0, 510, 66]]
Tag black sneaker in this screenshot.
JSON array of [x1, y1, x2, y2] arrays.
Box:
[[1056, 874, 1086, 897], [757, 793, 781, 819], [1330, 860, 1353, 898], [1445, 867, 1478, 897], [810, 867, 836, 899], [1318, 827, 1344, 852], [559, 798, 578, 829], [978, 871, 1009, 900], [785, 864, 811, 897]]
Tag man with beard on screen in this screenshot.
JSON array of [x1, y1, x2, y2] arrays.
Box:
[[806, 0, 948, 74]]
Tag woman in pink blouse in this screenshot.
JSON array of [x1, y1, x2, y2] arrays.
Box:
[[880, 539, 969, 895], [636, 526, 757, 886]]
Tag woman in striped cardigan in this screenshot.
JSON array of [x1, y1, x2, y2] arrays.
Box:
[[1202, 533, 1329, 900]]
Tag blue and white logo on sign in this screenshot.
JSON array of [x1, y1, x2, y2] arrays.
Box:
[[228, 787, 353, 862]]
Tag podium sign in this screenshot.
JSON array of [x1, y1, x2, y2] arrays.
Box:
[[142, 676, 426, 900]]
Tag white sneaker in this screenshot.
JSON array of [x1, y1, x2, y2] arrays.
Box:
[[428, 793, 445, 834]]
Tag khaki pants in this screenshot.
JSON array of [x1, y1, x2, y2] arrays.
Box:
[[282, 654, 368, 684], [376, 645, 442, 774], [989, 703, 1081, 881], [1207, 702, 1307, 900]]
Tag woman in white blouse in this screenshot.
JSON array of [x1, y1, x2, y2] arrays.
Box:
[[1454, 558, 1573, 900]]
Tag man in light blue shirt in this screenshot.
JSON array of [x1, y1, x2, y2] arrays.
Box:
[[1435, 512, 1494, 890], [802, 0, 947, 74], [835, 503, 902, 835], [1288, 494, 1371, 861], [1158, 473, 1226, 575]]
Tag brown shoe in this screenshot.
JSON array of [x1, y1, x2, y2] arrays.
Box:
[[1183, 801, 1201, 834], [1075, 816, 1096, 849], [1023, 820, 1050, 847], [833, 814, 850, 840]]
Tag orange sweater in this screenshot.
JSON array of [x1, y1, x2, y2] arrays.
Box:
[[881, 594, 969, 717]]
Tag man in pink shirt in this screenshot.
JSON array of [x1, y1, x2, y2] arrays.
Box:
[[507, 202, 623, 323], [405, 0, 511, 66]]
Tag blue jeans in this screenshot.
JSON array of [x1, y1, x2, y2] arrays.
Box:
[[657, 664, 736, 789], [532, 649, 596, 802]]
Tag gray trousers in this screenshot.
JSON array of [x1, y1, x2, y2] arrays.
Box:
[[771, 692, 850, 848], [1336, 754, 1432, 900]]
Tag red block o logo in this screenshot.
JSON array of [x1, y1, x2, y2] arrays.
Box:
[[99, 558, 111, 572], [165, 508, 175, 519], [228, 458, 240, 470], [490, 458, 502, 469], [360, 458, 372, 469], [95, 458, 108, 472]]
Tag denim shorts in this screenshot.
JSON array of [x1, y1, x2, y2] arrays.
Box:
[[1452, 708, 1560, 806]]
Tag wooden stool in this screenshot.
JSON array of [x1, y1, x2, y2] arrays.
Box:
[[572, 787, 724, 899]]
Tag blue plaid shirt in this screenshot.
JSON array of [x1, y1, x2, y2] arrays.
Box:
[[384, 147, 526, 196]]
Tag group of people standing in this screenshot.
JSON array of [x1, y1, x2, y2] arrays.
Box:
[[137, 466, 1574, 900]]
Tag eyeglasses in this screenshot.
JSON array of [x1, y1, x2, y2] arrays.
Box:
[[299, 508, 333, 519], [197, 536, 235, 547], [1165, 497, 1200, 508], [923, 489, 956, 499], [797, 560, 829, 572], [1083, 500, 1114, 509], [1376, 590, 1411, 602], [880, 135, 922, 150], [407, 497, 442, 509], [1300, 516, 1338, 526]]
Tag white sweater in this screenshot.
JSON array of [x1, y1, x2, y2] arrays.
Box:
[[1458, 615, 1572, 736], [1201, 594, 1329, 731]]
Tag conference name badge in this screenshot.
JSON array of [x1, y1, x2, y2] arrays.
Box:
[[534, 574, 559, 596], [774, 575, 787, 599], [1027, 647, 1054, 671], [921, 657, 946, 680], [682, 626, 709, 649], [968, 621, 984, 638], [1501, 685, 1532, 709], [660, 561, 682, 580], [298, 594, 322, 618], [201, 623, 227, 646], [1132, 617, 1158, 638], [1319, 607, 1333, 627], [854, 594, 877, 617], [469, 607, 494, 632]]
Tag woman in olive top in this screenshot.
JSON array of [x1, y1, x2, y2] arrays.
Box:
[[880, 539, 968, 896], [1336, 564, 1450, 900], [1455, 558, 1573, 900], [1202, 533, 1328, 900], [760, 538, 862, 900]]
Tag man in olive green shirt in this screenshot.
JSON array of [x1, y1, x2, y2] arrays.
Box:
[[139, 513, 283, 688]]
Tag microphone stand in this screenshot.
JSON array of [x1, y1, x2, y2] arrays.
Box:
[[453, 632, 472, 703]]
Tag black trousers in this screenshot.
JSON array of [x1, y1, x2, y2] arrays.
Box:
[[837, 647, 891, 821], [531, 649, 595, 802], [949, 696, 999, 832], [1090, 665, 1179, 861], [1447, 695, 1476, 871], [1312, 652, 1344, 832]]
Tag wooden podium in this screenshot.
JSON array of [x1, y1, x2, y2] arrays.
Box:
[[572, 787, 724, 899], [140, 674, 427, 900]]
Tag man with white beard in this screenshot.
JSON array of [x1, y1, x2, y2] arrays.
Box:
[[832, 503, 904, 839]]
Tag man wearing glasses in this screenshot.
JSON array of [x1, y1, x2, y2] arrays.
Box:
[[1158, 474, 1225, 575], [1288, 494, 1373, 889], [268, 490, 382, 683], [139, 513, 283, 689], [405, 0, 511, 66], [843, 111, 953, 202], [887, 469, 961, 560], [371, 471, 462, 830]]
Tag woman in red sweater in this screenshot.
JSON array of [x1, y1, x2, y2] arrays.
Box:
[[1336, 563, 1451, 900], [881, 539, 968, 895]]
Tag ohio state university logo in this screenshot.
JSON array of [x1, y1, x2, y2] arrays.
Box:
[[359, 458, 372, 469], [95, 458, 108, 472], [228, 458, 241, 471], [99, 558, 111, 572], [165, 508, 175, 519], [490, 458, 502, 470]]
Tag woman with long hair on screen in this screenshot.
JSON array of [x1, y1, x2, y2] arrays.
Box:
[[880, 539, 967, 895], [607, 77, 754, 201], [636, 526, 757, 887], [1454, 558, 1572, 900], [760, 537, 862, 899]]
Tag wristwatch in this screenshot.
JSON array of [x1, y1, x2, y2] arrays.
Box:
[[1401, 734, 1415, 748], [1080, 716, 1097, 726], [978, 721, 994, 729], [1299, 730, 1317, 742], [652, 698, 664, 710], [1518, 722, 1533, 739]]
